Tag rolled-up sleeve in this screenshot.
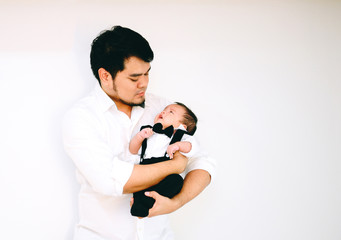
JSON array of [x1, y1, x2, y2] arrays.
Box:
[[186, 154, 216, 182], [183, 136, 217, 182], [62, 108, 133, 197]]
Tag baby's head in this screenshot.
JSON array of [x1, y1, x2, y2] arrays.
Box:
[[154, 102, 197, 135]]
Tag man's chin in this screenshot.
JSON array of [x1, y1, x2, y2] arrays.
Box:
[[120, 98, 145, 107], [133, 101, 145, 107], [134, 97, 146, 107]]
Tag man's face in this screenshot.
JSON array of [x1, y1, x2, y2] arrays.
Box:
[[154, 104, 186, 129], [105, 56, 151, 107]]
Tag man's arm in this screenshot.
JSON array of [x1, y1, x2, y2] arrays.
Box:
[[123, 152, 188, 194], [145, 169, 211, 217], [63, 108, 188, 197], [144, 140, 215, 217]]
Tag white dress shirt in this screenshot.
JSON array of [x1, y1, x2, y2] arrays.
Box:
[[62, 83, 215, 240]]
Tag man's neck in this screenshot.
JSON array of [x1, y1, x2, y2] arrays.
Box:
[[113, 100, 133, 118]]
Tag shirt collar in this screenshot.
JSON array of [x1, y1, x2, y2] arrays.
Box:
[[94, 83, 117, 113]]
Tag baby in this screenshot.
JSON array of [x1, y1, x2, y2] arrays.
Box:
[[129, 102, 198, 217]]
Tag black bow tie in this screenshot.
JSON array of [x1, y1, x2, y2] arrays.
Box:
[[153, 123, 174, 138]]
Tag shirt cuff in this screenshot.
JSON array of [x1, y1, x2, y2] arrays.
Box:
[[111, 157, 134, 196]]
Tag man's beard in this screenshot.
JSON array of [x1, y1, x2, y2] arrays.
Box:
[[119, 98, 145, 108], [112, 81, 146, 107]]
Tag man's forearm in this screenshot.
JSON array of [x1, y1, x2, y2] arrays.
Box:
[[145, 169, 211, 217], [123, 152, 187, 194], [172, 169, 211, 209]]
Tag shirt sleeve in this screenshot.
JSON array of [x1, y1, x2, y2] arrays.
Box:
[[62, 108, 134, 197], [182, 135, 217, 183]]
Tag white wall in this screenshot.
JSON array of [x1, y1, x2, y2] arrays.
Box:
[[1, 1, 340, 239]]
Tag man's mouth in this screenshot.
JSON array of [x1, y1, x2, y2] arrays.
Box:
[[137, 91, 145, 97]]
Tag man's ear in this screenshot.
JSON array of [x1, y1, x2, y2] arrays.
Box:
[[98, 68, 112, 86]]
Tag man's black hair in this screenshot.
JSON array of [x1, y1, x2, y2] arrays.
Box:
[[90, 26, 154, 84]]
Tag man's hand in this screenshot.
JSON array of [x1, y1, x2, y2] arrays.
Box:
[[145, 191, 180, 217], [145, 170, 211, 218], [129, 192, 179, 218]]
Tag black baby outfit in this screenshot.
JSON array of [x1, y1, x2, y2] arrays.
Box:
[[130, 123, 192, 217]]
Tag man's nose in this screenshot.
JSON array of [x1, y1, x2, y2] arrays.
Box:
[[137, 75, 149, 89]]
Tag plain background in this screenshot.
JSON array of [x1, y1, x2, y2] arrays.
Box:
[[1, 1, 340, 239]]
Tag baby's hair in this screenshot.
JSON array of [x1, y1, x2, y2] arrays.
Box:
[[175, 102, 198, 135]]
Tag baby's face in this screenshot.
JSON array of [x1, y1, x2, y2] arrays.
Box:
[[154, 104, 185, 129]]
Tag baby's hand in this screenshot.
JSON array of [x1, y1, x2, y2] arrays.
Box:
[[138, 128, 154, 139], [167, 143, 180, 159]]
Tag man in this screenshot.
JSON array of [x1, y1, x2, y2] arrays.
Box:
[[63, 26, 215, 240]]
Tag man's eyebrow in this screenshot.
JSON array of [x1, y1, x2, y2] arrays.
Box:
[[129, 66, 151, 77]]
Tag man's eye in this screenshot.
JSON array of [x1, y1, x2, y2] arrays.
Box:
[[129, 78, 138, 82]]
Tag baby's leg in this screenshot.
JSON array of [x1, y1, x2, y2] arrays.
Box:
[[131, 190, 150, 217], [152, 174, 184, 198], [130, 174, 183, 217]]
